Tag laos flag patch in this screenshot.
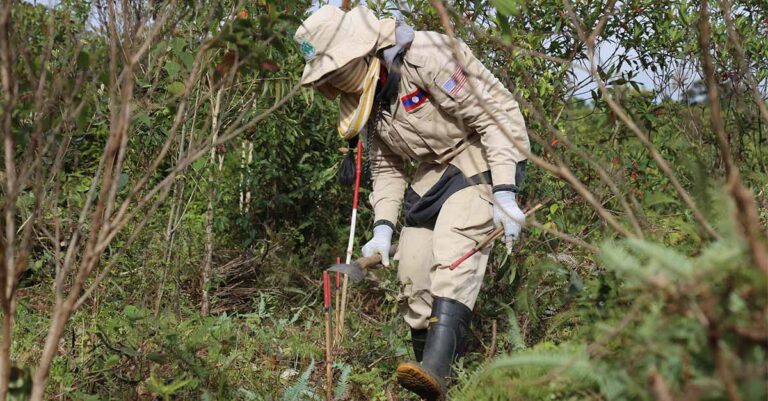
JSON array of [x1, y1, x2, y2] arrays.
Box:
[[401, 88, 428, 112]]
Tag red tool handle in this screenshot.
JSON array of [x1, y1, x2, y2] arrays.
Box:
[[322, 271, 331, 309], [352, 140, 362, 209], [449, 226, 504, 270], [449, 202, 545, 270]]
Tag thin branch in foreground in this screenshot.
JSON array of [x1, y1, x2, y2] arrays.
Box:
[[429, 0, 633, 238], [698, 0, 768, 275], [719, 0, 768, 125], [562, 0, 720, 241]]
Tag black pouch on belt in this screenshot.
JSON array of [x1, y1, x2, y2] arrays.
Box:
[[403, 165, 492, 227]]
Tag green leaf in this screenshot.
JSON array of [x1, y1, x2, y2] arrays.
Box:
[[625, 238, 693, 278], [133, 111, 151, 127], [609, 78, 628, 86], [496, 13, 511, 34], [282, 358, 315, 401], [599, 241, 642, 277], [643, 191, 676, 208], [333, 362, 352, 399], [549, 203, 559, 214], [123, 305, 148, 321], [165, 61, 181, 78], [117, 173, 129, 191], [180, 52, 195, 70], [501, 303, 526, 351], [166, 81, 186, 96], [170, 37, 186, 56], [192, 158, 206, 171], [76, 50, 90, 69], [491, 0, 520, 16]]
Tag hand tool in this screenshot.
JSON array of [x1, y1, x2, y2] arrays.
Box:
[[322, 270, 333, 401], [333, 257, 341, 345], [329, 202, 547, 282], [448, 225, 504, 270], [338, 140, 363, 342], [450, 202, 545, 269], [326, 254, 383, 283]]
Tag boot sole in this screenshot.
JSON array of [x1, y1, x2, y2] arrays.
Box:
[[396, 362, 445, 401]]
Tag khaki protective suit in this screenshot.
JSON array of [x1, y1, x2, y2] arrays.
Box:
[[368, 31, 530, 329]]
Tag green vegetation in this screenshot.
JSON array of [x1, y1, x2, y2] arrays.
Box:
[[0, 0, 765, 400]]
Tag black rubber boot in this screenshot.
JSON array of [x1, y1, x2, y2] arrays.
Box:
[[396, 297, 472, 401], [411, 328, 428, 362]]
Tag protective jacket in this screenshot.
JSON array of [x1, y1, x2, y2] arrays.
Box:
[[369, 31, 530, 227]]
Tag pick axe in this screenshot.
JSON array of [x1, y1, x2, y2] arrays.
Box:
[[327, 202, 545, 283]]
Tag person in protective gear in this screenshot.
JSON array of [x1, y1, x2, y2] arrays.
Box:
[[295, 6, 530, 400]]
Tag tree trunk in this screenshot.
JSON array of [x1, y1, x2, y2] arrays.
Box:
[[201, 84, 224, 316], [201, 180, 214, 316], [0, 301, 14, 401]]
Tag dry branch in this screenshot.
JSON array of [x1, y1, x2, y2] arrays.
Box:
[[562, 0, 720, 241], [429, 0, 633, 239], [0, 3, 302, 399], [698, 0, 768, 275]]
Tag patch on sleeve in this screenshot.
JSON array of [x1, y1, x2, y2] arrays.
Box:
[[441, 65, 467, 96], [401, 87, 429, 112]]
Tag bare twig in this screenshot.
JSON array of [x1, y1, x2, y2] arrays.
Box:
[[0, 0, 18, 396], [650, 366, 675, 401], [485, 320, 498, 360], [513, 93, 644, 237], [698, 0, 768, 275], [201, 77, 225, 316], [29, 3, 301, 398], [429, 0, 633, 238], [563, 0, 720, 241], [526, 217, 599, 254], [719, 0, 768, 125]]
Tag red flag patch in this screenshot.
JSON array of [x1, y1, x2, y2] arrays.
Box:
[[401, 88, 429, 112]]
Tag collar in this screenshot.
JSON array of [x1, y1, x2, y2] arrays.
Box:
[[403, 48, 425, 67]]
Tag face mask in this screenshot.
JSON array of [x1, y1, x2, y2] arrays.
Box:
[[325, 58, 369, 94], [314, 82, 341, 100]]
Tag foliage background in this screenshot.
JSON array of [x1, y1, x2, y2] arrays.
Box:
[[2, 0, 766, 400]]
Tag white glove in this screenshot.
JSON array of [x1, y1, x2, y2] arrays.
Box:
[[493, 191, 525, 253], [361, 225, 393, 267]]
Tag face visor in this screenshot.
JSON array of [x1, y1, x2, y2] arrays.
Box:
[[312, 58, 369, 100]]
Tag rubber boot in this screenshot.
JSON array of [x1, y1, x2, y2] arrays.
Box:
[[396, 297, 472, 401], [411, 328, 428, 362]]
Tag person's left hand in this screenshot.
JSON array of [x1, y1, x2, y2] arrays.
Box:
[[492, 191, 525, 253]]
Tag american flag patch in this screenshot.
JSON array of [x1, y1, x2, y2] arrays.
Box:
[[401, 87, 429, 112], [441, 65, 467, 96]]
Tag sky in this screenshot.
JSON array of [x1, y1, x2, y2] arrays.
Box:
[[313, 0, 666, 100], [27, 0, 712, 101]]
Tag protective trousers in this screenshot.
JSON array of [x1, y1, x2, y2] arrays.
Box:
[[394, 184, 494, 330]]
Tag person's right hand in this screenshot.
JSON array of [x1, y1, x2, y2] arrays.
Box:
[[361, 225, 393, 267]]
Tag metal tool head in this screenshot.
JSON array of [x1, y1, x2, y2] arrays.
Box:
[[326, 254, 383, 284], [326, 262, 365, 283]]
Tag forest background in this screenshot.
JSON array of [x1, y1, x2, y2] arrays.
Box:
[[0, 0, 766, 400]]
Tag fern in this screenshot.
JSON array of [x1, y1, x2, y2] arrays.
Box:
[[484, 349, 597, 383], [625, 238, 693, 278], [599, 240, 644, 281], [281, 358, 315, 401], [501, 303, 526, 351], [237, 388, 265, 401], [333, 361, 352, 399], [452, 346, 601, 400]]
